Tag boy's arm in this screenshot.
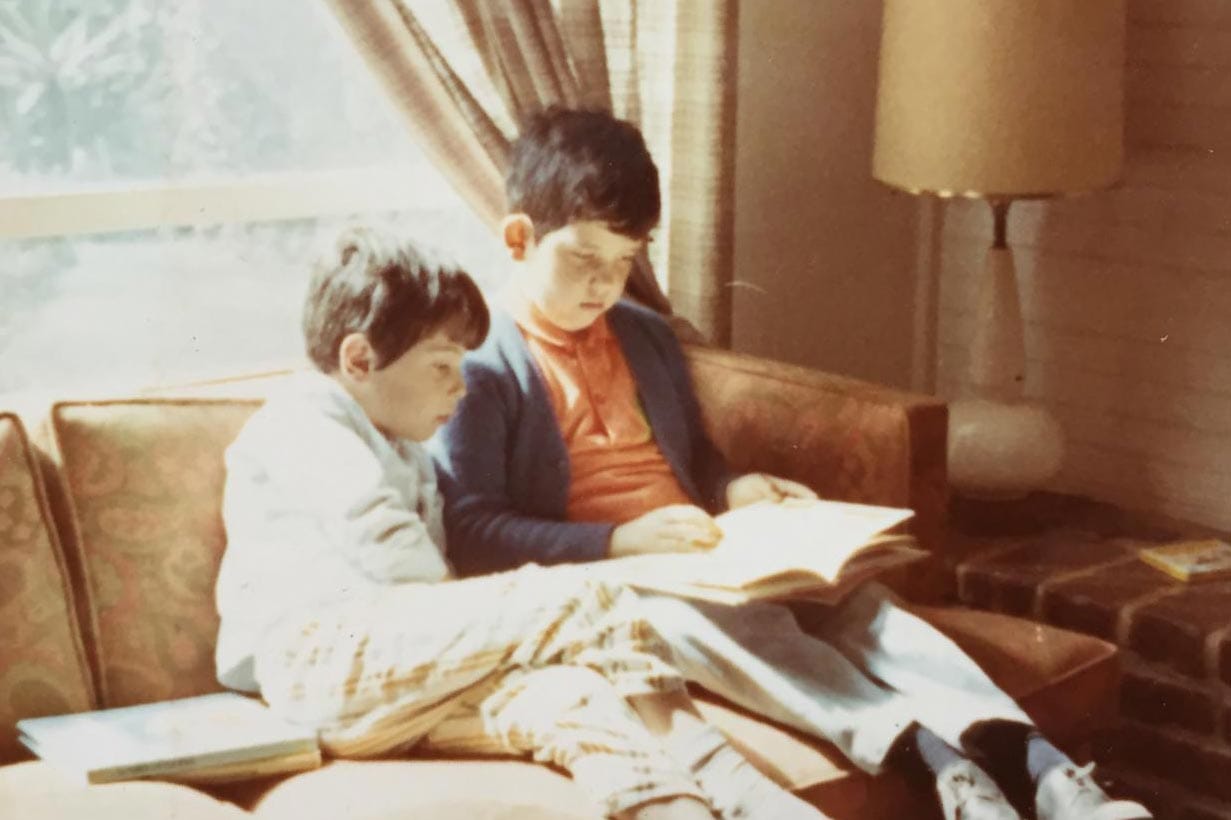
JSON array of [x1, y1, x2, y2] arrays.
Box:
[[244, 410, 450, 583], [432, 367, 613, 576]]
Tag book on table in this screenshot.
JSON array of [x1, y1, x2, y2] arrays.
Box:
[[1137, 538, 1231, 583], [597, 497, 927, 604], [17, 691, 321, 785]]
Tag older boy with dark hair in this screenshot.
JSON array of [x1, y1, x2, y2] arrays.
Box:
[[432, 107, 1152, 820], [215, 225, 817, 820]]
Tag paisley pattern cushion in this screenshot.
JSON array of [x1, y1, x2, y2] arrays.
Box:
[[0, 414, 95, 763], [49, 400, 262, 707]]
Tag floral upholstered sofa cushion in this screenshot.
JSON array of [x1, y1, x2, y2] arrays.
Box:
[[0, 413, 95, 763]]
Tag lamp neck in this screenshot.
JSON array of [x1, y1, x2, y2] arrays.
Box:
[[990, 200, 1011, 249]]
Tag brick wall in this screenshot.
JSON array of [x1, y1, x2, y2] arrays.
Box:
[[957, 524, 1231, 820]]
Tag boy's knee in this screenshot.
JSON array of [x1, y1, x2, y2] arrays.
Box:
[[509, 665, 629, 715], [562, 577, 647, 626], [639, 594, 798, 642], [638, 593, 708, 632]]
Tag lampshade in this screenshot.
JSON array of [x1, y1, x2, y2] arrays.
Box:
[[873, 0, 1125, 198]]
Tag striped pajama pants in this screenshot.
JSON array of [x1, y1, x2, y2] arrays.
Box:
[[252, 564, 707, 816]]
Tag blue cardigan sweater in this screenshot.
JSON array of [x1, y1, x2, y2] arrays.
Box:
[[430, 299, 733, 577]]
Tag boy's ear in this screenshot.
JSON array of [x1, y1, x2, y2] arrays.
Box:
[[338, 333, 375, 380], [501, 214, 535, 261]]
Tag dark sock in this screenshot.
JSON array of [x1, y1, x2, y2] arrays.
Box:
[[1025, 731, 1070, 785], [960, 720, 1072, 814], [887, 723, 966, 787]]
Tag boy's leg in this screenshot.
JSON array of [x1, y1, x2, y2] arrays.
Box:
[[798, 582, 1033, 748], [636, 592, 919, 774], [626, 688, 827, 819], [638, 592, 1030, 819], [811, 586, 1150, 818], [425, 667, 826, 819], [423, 665, 713, 818], [251, 564, 680, 754]]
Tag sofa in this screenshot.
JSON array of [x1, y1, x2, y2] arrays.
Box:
[[0, 344, 1121, 819]]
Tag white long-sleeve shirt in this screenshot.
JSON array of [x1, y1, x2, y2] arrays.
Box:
[[214, 371, 452, 691]]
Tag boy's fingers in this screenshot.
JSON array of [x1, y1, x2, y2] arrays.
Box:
[[666, 520, 714, 538], [664, 521, 719, 548], [681, 533, 718, 551], [773, 477, 817, 499]]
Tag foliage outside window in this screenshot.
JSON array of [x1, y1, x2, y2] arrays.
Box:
[[0, 0, 506, 403]]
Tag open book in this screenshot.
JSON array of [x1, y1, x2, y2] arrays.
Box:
[[597, 498, 927, 604], [17, 692, 321, 785]]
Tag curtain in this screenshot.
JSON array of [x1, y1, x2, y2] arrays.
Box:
[[320, 0, 738, 345]]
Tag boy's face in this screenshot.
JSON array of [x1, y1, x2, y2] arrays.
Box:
[[512, 219, 644, 331], [345, 328, 468, 442]]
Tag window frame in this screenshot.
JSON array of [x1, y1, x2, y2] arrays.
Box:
[[0, 166, 429, 240]]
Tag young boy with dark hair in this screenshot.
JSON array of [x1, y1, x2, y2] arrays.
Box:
[[214, 225, 821, 820], [432, 107, 1153, 820]]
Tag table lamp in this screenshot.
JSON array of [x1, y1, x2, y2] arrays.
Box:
[[872, 0, 1125, 498]]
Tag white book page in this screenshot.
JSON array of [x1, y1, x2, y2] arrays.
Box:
[[706, 499, 914, 584], [594, 499, 914, 591]]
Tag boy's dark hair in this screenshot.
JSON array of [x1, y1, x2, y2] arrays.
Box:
[[506, 106, 661, 239], [302, 226, 489, 373]]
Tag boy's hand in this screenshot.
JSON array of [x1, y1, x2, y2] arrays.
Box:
[[610, 504, 723, 557], [725, 473, 817, 510]]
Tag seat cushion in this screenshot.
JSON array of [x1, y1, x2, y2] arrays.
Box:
[[246, 759, 594, 820], [206, 692, 868, 819], [0, 414, 95, 764], [47, 399, 262, 707], [0, 761, 249, 819]]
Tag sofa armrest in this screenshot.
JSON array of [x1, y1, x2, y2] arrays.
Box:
[[685, 345, 949, 563]]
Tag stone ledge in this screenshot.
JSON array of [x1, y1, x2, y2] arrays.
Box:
[[1042, 558, 1177, 641], [957, 533, 1231, 688], [1180, 802, 1231, 820], [1096, 720, 1231, 804], [1101, 765, 1199, 820], [1119, 665, 1220, 736], [950, 492, 1231, 819]]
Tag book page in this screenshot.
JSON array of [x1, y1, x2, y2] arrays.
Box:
[[674, 544, 927, 605], [594, 498, 917, 598], [707, 499, 915, 585]]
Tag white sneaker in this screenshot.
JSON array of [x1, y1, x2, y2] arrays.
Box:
[[1035, 764, 1153, 820], [935, 759, 1021, 820]]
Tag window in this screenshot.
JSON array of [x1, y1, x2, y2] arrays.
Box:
[[0, 0, 507, 403]]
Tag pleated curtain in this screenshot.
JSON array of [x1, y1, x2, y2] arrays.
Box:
[[321, 0, 737, 344]]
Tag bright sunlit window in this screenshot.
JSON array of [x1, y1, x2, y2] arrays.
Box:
[[0, 0, 507, 403]]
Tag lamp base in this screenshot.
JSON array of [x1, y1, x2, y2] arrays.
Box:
[[947, 397, 1064, 500]]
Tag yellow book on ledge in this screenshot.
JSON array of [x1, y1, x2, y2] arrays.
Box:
[[595, 498, 927, 605], [1138, 539, 1231, 583]]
